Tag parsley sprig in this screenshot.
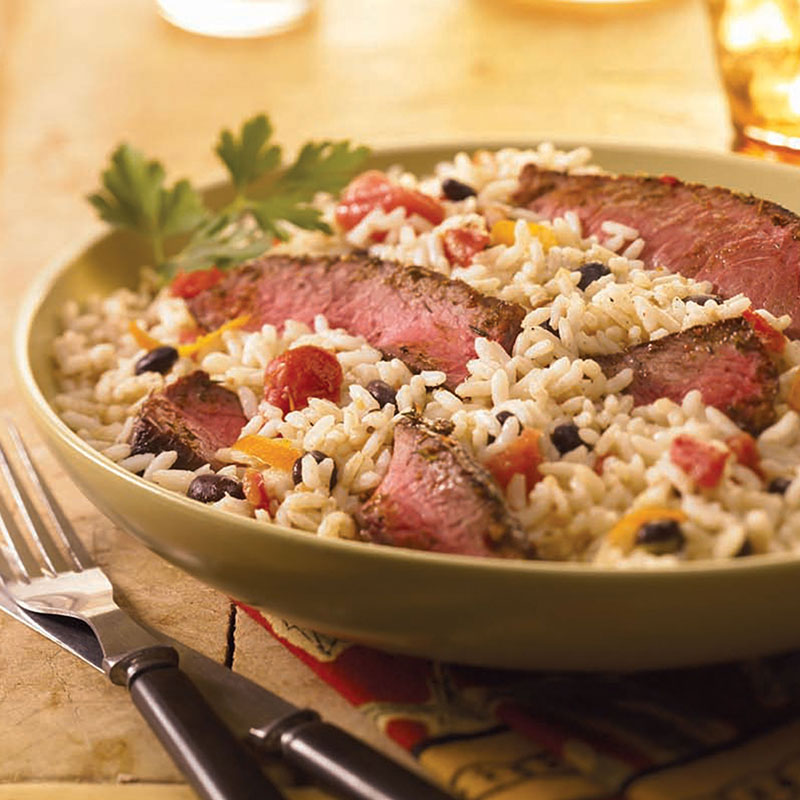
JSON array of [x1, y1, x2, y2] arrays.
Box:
[[88, 114, 370, 278]]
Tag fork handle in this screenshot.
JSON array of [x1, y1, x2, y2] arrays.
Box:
[[124, 648, 284, 800]]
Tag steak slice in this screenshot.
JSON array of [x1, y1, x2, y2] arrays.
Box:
[[514, 166, 800, 337], [129, 371, 247, 470], [595, 318, 779, 435], [358, 417, 532, 558], [186, 254, 525, 389]]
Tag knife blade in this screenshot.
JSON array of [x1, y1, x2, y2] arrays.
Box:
[[0, 584, 453, 800], [0, 583, 295, 738]]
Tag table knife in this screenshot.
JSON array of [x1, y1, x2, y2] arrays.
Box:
[[0, 585, 452, 800]]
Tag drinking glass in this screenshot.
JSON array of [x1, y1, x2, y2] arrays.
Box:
[[157, 0, 315, 38], [708, 0, 800, 163]]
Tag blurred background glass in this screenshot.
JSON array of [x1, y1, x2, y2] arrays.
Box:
[[708, 0, 800, 163], [156, 0, 314, 37]]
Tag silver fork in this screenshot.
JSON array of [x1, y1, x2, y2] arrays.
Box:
[[0, 421, 284, 800]]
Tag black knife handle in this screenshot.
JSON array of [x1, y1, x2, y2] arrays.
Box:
[[125, 649, 285, 800], [273, 715, 453, 800]]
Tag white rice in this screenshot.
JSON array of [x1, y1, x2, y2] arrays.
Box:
[[51, 146, 800, 565]]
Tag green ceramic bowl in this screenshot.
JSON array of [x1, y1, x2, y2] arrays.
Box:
[[15, 142, 800, 671]]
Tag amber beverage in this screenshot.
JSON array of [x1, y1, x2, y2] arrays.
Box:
[[708, 0, 800, 163]]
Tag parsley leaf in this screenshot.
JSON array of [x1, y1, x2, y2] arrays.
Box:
[[159, 179, 208, 238], [250, 193, 332, 241], [277, 141, 373, 199], [87, 144, 206, 263], [215, 114, 282, 193], [160, 214, 272, 278], [88, 114, 371, 278], [240, 138, 369, 241]]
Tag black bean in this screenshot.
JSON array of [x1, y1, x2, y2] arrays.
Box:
[[539, 320, 557, 336], [495, 410, 517, 427], [187, 473, 245, 504], [551, 423, 584, 455], [134, 345, 179, 375], [366, 380, 397, 408], [635, 519, 685, 555], [441, 178, 477, 201], [486, 411, 522, 444], [292, 450, 338, 490], [768, 476, 792, 495], [291, 457, 303, 485], [577, 261, 611, 291], [684, 294, 722, 306], [487, 410, 518, 444]]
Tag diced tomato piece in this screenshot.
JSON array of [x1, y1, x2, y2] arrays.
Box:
[[170, 266, 225, 299], [335, 170, 445, 233], [485, 428, 543, 494], [594, 454, 608, 475], [335, 171, 392, 229], [263, 345, 343, 414], [726, 432, 763, 477], [742, 308, 785, 353], [395, 187, 445, 226], [442, 227, 490, 267], [659, 174, 680, 186], [243, 468, 271, 512], [670, 435, 729, 489]]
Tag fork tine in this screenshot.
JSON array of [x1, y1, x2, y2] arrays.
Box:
[[0, 540, 19, 583], [5, 422, 92, 571], [0, 439, 68, 575], [0, 460, 42, 581]]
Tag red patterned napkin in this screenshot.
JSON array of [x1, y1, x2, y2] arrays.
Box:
[[240, 604, 800, 799]]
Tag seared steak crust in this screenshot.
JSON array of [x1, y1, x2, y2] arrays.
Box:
[[514, 166, 800, 337], [129, 371, 247, 470], [186, 254, 526, 388], [595, 318, 779, 435], [358, 417, 532, 558]]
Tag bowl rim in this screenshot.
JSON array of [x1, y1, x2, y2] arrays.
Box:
[[14, 138, 800, 582]]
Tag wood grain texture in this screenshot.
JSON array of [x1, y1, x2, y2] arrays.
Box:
[[0, 0, 729, 795]]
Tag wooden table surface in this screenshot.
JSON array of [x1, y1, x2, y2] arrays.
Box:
[[0, 0, 731, 796]]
